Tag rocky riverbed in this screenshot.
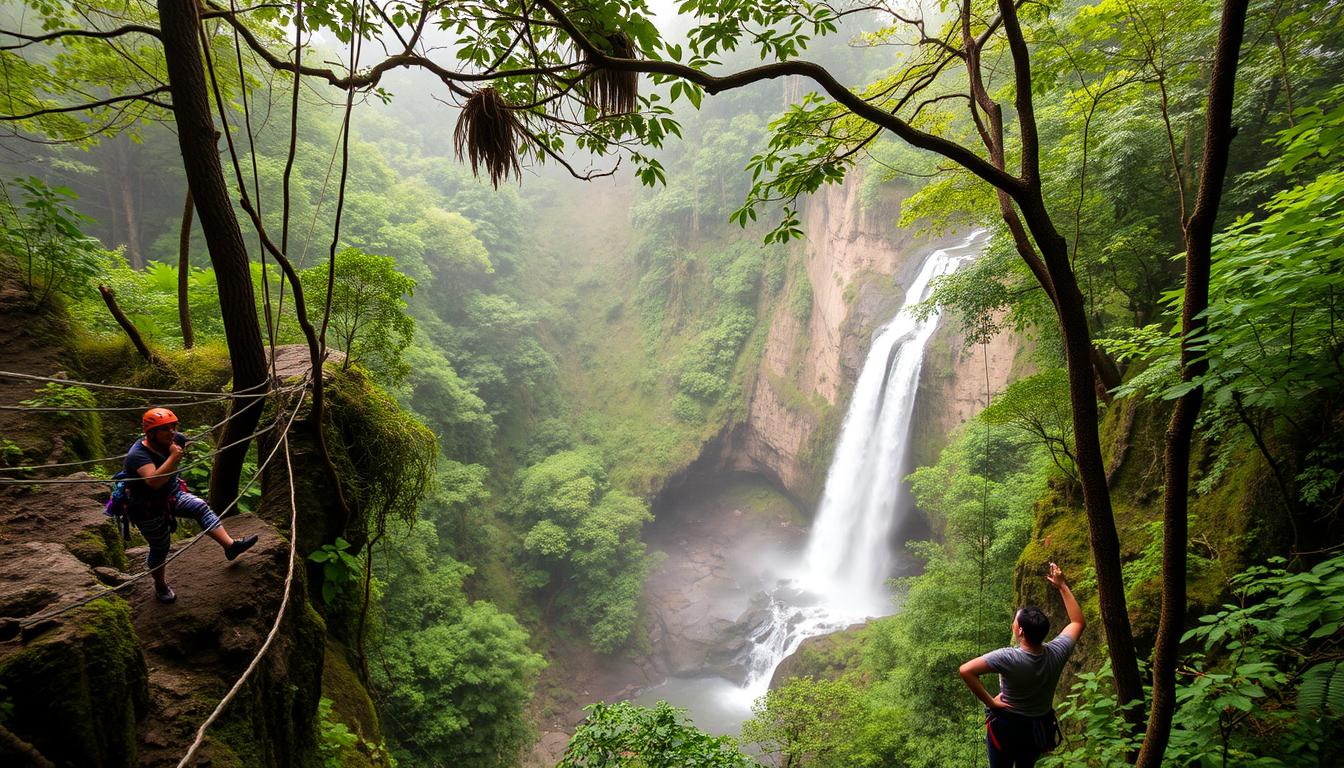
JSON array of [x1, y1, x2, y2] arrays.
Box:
[[525, 476, 804, 764]]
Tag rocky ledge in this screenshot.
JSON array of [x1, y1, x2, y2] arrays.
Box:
[[0, 470, 322, 766]]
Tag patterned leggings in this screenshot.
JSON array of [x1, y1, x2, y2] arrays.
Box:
[[132, 490, 221, 569]]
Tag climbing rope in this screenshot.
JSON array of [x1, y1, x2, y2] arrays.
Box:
[[976, 339, 992, 654], [0, 395, 234, 412], [0, 409, 238, 473], [161, 9, 355, 761], [0, 378, 305, 414], [0, 379, 308, 482], [973, 339, 993, 768], [0, 418, 283, 485], [0, 370, 273, 398], [13, 378, 309, 629], [175, 426, 300, 767]]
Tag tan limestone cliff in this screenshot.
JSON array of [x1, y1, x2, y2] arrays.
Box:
[[909, 316, 1027, 470], [722, 173, 1022, 504]]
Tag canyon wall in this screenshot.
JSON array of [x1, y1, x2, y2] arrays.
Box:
[[718, 173, 1020, 505]]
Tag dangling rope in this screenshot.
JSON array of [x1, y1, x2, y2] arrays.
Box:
[[971, 338, 993, 768], [271, 0, 305, 342], [199, 1, 351, 525], [976, 339, 992, 655], [223, 0, 282, 384], [175, 421, 301, 768]]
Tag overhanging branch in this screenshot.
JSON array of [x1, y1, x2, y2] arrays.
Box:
[[529, 0, 1024, 196], [0, 23, 160, 50], [0, 86, 171, 121]]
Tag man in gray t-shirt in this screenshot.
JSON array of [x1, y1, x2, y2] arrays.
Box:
[[959, 563, 1084, 767]]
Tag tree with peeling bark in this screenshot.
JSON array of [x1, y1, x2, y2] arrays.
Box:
[[0, 0, 1294, 762]]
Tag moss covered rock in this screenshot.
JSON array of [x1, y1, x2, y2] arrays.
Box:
[[0, 558, 147, 767], [318, 640, 385, 768], [1016, 394, 1296, 683], [770, 622, 872, 689]]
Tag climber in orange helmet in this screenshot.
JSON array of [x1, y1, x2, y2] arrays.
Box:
[[119, 407, 258, 603]]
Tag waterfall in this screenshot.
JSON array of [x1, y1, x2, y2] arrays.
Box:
[[801, 229, 988, 612], [732, 230, 988, 702]]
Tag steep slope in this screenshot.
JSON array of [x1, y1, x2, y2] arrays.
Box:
[[0, 276, 371, 767], [0, 407, 327, 768]]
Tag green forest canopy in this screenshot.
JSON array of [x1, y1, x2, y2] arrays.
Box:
[[1, 0, 1341, 766]]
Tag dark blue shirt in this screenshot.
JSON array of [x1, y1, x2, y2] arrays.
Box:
[[123, 433, 184, 503]]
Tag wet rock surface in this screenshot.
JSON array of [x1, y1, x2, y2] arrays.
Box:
[[524, 479, 803, 766], [129, 514, 319, 768], [0, 480, 147, 765], [643, 486, 805, 683], [0, 474, 128, 571]]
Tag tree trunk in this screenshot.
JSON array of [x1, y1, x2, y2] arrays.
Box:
[[1136, 1, 1248, 764], [178, 187, 195, 349], [1016, 190, 1146, 723], [98, 284, 166, 368], [115, 137, 143, 269], [158, 0, 268, 511]]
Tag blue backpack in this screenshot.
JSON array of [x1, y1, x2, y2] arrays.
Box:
[[103, 471, 133, 540], [103, 471, 183, 540]]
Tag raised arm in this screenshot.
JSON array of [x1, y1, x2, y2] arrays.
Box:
[[1048, 562, 1085, 641]]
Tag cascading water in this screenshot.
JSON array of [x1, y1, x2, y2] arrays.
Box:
[[633, 231, 988, 724], [732, 230, 988, 704]]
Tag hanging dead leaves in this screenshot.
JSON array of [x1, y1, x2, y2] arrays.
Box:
[[453, 87, 524, 189], [453, 31, 639, 188], [586, 31, 638, 116]]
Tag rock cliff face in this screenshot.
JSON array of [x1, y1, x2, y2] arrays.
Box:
[[909, 317, 1026, 470], [718, 174, 917, 503], [717, 174, 1019, 505]]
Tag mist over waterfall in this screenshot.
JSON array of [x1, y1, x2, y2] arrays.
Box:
[[734, 230, 989, 701]]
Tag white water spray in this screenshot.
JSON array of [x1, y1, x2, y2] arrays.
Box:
[[729, 230, 988, 704]]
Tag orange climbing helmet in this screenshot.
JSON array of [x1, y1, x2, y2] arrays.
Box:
[[142, 407, 179, 433]]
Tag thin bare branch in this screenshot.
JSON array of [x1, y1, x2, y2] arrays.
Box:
[[0, 86, 171, 120]]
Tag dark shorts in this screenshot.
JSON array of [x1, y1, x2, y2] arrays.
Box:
[[986, 709, 1057, 768]]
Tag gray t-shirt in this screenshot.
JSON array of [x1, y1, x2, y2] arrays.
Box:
[[982, 633, 1075, 716]]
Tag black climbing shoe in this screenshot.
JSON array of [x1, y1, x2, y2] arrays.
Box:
[[225, 534, 258, 561], [155, 584, 177, 604]]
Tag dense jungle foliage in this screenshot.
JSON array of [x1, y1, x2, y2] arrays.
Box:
[[1, 0, 1342, 765]]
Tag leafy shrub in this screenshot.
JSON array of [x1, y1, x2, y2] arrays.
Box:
[[375, 522, 545, 768], [0, 439, 23, 468], [671, 393, 703, 423], [1044, 553, 1344, 767], [742, 676, 867, 768], [309, 538, 362, 603], [678, 370, 726, 401], [513, 449, 653, 651], [317, 696, 394, 768], [301, 247, 417, 385], [560, 701, 757, 768], [1, 176, 104, 307]]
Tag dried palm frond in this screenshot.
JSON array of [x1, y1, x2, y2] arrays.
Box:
[[453, 88, 523, 188], [585, 31, 639, 115]]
